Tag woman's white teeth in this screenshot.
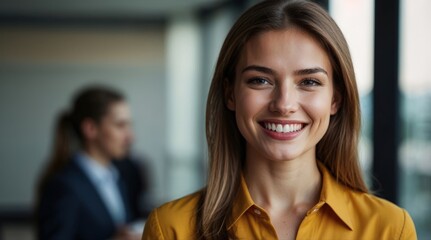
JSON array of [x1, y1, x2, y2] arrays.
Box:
[[265, 123, 302, 133], [276, 124, 283, 132]]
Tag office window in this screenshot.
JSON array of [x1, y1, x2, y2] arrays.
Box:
[[399, 0, 431, 238]]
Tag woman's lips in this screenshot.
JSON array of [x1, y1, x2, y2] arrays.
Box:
[[259, 121, 307, 140]]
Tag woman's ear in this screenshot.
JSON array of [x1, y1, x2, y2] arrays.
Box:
[[331, 89, 341, 115], [224, 78, 236, 111], [81, 118, 98, 141]]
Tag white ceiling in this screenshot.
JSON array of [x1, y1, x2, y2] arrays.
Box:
[[0, 0, 224, 18]]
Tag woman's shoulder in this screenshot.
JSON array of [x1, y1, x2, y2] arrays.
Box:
[[346, 190, 416, 238], [142, 191, 201, 240], [348, 190, 406, 216], [155, 191, 201, 221], [42, 161, 81, 193]]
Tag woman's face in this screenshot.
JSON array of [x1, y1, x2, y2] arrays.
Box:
[[93, 101, 134, 160], [227, 28, 338, 162]]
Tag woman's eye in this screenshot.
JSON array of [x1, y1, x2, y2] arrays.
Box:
[[300, 78, 321, 86], [247, 77, 270, 85]]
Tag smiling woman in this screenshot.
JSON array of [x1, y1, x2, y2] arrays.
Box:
[[142, 0, 417, 239]]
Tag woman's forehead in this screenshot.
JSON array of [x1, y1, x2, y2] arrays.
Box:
[[236, 28, 332, 77]]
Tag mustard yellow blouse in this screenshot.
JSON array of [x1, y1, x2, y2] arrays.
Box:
[[142, 163, 417, 239]]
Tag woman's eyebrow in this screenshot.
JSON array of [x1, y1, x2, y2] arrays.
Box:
[[294, 67, 328, 76], [241, 65, 328, 76], [241, 65, 275, 75]]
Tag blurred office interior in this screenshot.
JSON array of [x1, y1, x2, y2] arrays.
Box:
[[0, 0, 430, 239]]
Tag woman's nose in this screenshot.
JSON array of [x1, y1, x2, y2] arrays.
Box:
[[269, 84, 299, 115]]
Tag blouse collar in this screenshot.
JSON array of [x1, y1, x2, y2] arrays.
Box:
[[227, 161, 354, 230]]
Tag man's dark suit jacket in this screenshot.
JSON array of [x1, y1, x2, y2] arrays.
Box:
[[37, 158, 144, 240]]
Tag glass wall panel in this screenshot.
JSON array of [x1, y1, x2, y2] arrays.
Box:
[[399, 0, 431, 238]]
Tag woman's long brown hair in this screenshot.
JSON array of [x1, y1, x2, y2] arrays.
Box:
[[197, 0, 368, 239]]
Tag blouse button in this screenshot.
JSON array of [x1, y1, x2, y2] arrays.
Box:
[[253, 208, 262, 215]]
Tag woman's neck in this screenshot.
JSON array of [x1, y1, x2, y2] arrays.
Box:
[[83, 145, 111, 167], [244, 149, 322, 212]]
